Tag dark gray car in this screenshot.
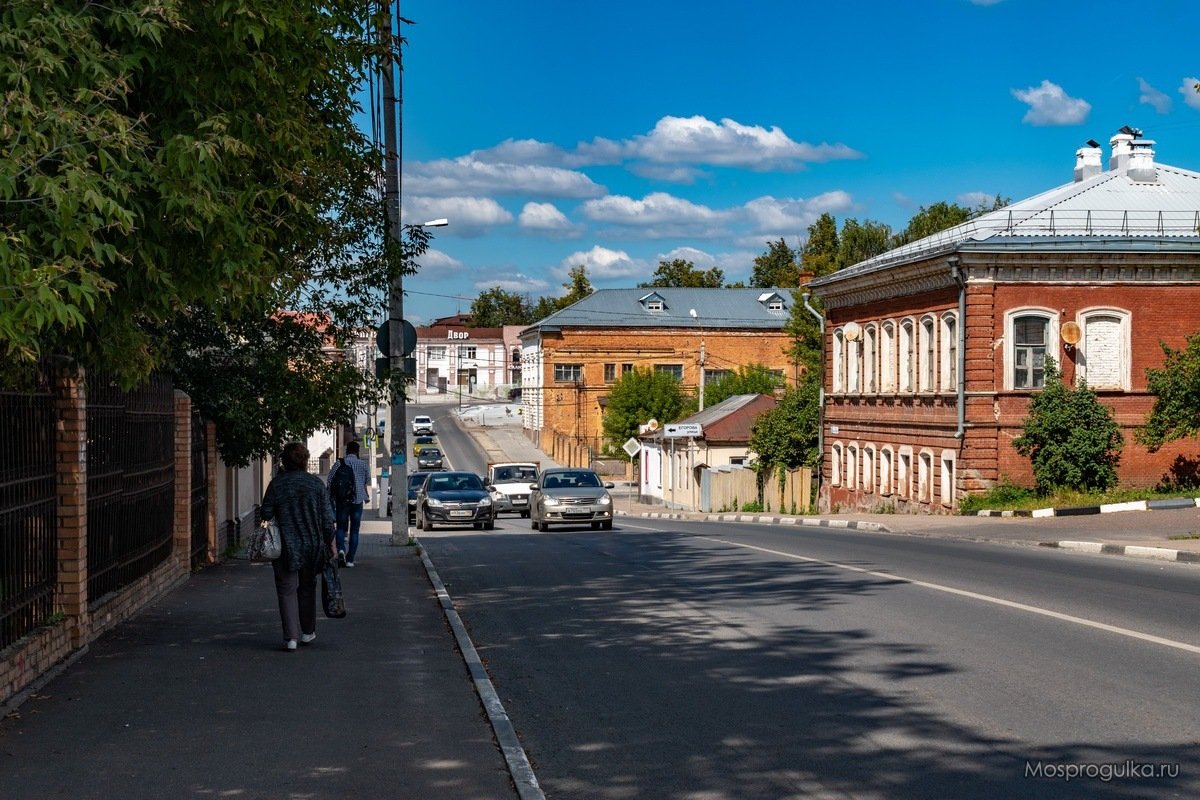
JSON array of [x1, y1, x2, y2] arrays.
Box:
[[529, 467, 614, 531]]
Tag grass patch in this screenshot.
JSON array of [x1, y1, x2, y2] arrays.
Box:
[[1168, 532, 1200, 541], [959, 483, 1200, 515]]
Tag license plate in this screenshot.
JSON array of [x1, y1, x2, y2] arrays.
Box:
[[449, 510, 473, 518], [512, 498, 527, 505]]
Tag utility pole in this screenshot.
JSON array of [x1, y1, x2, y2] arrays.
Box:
[[381, 0, 410, 545]]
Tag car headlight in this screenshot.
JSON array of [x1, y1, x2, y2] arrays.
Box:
[[478, 496, 492, 507], [541, 496, 561, 507], [426, 497, 444, 507], [598, 495, 611, 506], [490, 491, 504, 501]]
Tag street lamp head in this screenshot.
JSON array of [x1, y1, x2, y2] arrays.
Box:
[[421, 218, 449, 228]]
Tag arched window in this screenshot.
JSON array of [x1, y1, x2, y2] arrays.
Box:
[[863, 324, 877, 394], [940, 312, 958, 392], [846, 444, 858, 491], [1004, 309, 1059, 390], [832, 329, 845, 394], [879, 447, 893, 495], [880, 321, 896, 392], [1077, 308, 1131, 391], [862, 444, 875, 494], [899, 318, 915, 393], [847, 336, 860, 394], [831, 442, 843, 486], [920, 315, 937, 392]]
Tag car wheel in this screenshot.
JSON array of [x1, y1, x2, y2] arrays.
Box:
[[484, 518, 495, 531], [591, 521, 601, 530], [520, 510, 529, 518], [602, 520, 613, 531]]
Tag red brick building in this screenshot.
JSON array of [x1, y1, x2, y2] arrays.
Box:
[[808, 129, 1200, 513]]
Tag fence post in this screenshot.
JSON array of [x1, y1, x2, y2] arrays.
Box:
[[54, 364, 89, 648], [173, 392, 192, 570]]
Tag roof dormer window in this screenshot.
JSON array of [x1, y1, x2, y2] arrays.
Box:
[[639, 292, 667, 313], [757, 291, 785, 312]]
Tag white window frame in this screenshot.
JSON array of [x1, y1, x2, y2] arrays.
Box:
[[940, 311, 958, 393], [940, 450, 956, 507], [863, 323, 877, 394], [899, 318, 915, 393], [918, 449, 934, 503], [847, 336, 861, 394], [1077, 307, 1131, 391], [830, 441, 843, 486], [846, 444, 858, 491], [1004, 308, 1059, 390], [880, 321, 896, 393], [879, 446, 893, 495], [426, 345, 447, 360], [898, 446, 912, 500], [919, 314, 937, 392], [832, 328, 845, 394], [862, 444, 875, 494]]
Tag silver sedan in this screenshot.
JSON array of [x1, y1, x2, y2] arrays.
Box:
[[529, 468, 615, 531]]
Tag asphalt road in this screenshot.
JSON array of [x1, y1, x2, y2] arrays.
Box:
[[418, 410, 1200, 799]]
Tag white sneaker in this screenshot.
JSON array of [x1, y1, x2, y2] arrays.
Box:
[[285, 640, 297, 651], [345, 561, 355, 567], [300, 632, 316, 644]]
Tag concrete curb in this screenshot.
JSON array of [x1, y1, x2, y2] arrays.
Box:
[[1044, 540, 1200, 565], [617, 509, 891, 533], [976, 496, 1200, 518], [416, 542, 545, 800]]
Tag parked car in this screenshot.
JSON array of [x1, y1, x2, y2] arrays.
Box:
[[529, 467, 614, 531], [411, 415, 434, 435], [406, 471, 433, 524], [412, 434, 438, 456], [416, 447, 444, 470], [415, 471, 495, 530]]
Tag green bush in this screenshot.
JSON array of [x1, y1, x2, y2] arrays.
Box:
[[1012, 359, 1123, 494], [741, 501, 764, 512], [958, 481, 1035, 514]]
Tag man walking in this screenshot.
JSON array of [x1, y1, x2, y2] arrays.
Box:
[[326, 441, 371, 566]]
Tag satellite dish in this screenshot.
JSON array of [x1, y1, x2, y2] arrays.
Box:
[[1061, 321, 1082, 346], [843, 321, 862, 342], [647, 419, 659, 431]]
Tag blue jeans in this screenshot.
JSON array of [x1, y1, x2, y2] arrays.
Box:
[[335, 503, 364, 562]]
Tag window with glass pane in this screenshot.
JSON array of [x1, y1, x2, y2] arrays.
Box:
[[942, 314, 957, 390], [1013, 316, 1048, 388], [603, 363, 616, 383], [655, 364, 683, 381], [863, 325, 876, 393], [427, 346, 446, 360], [622, 363, 634, 375], [705, 369, 731, 384], [458, 345, 477, 359], [899, 320, 914, 392], [554, 363, 582, 382], [921, 317, 936, 391]]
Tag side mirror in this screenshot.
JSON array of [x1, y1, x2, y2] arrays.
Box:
[[528, 483, 539, 491], [604, 482, 615, 489]]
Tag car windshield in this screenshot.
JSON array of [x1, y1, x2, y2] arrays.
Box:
[[409, 473, 429, 488], [416, 436, 435, 444], [514, 467, 538, 480], [427, 474, 483, 492], [420, 449, 441, 457], [544, 471, 601, 489]]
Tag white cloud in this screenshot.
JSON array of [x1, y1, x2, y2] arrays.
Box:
[[414, 248, 463, 273], [404, 157, 604, 198], [1012, 80, 1091, 126], [555, 245, 644, 280], [581, 192, 725, 225], [627, 116, 862, 170], [657, 246, 720, 267], [956, 191, 993, 209], [1180, 77, 1200, 110], [1138, 78, 1172, 114], [518, 202, 584, 238], [402, 196, 513, 237], [474, 273, 550, 293], [741, 192, 855, 234], [628, 163, 710, 184]]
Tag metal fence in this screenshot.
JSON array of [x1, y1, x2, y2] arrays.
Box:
[[86, 374, 175, 604], [190, 408, 209, 564], [0, 377, 58, 650]]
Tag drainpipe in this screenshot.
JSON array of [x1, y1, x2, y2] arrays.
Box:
[[949, 256, 966, 440], [801, 293, 825, 509]]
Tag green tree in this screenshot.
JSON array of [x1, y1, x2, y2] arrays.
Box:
[[529, 264, 594, 321], [1013, 359, 1123, 494], [750, 239, 800, 288], [837, 218, 892, 269], [1138, 333, 1200, 451], [800, 213, 840, 278], [470, 287, 532, 327], [602, 367, 689, 451], [704, 364, 782, 408], [749, 373, 821, 471], [639, 258, 725, 288], [3, 1, 419, 466], [892, 202, 973, 247]]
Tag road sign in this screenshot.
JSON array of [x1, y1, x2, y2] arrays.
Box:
[[663, 422, 703, 438], [622, 437, 642, 457], [376, 320, 418, 356]]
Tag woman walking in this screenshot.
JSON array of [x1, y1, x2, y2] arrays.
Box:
[[261, 442, 336, 651]]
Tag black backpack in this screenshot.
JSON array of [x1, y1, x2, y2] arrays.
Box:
[[330, 459, 356, 507]]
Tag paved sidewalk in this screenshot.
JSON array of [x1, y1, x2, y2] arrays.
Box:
[[0, 521, 517, 800]]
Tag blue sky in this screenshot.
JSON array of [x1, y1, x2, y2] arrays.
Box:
[[392, 0, 1200, 324]]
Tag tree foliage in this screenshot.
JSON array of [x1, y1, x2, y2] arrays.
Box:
[[837, 218, 893, 268], [1013, 359, 1123, 494], [639, 258, 725, 288], [800, 213, 840, 278], [704, 364, 782, 408], [602, 367, 689, 451], [891, 202, 972, 247], [750, 239, 800, 288], [749, 373, 821, 471], [470, 287, 532, 327], [1138, 333, 1200, 451], [529, 263, 594, 320], [2, 1, 424, 465]]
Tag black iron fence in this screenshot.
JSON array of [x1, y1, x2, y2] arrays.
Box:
[[0, 377, 58, 650], [190, 409, 209, 564], [86, 374, 175, 604]]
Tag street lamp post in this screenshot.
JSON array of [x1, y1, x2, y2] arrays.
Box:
[[689, 308, 706, 410]]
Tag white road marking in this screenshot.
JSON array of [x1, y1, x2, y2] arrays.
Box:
[[696, 535, 1200, 655]]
